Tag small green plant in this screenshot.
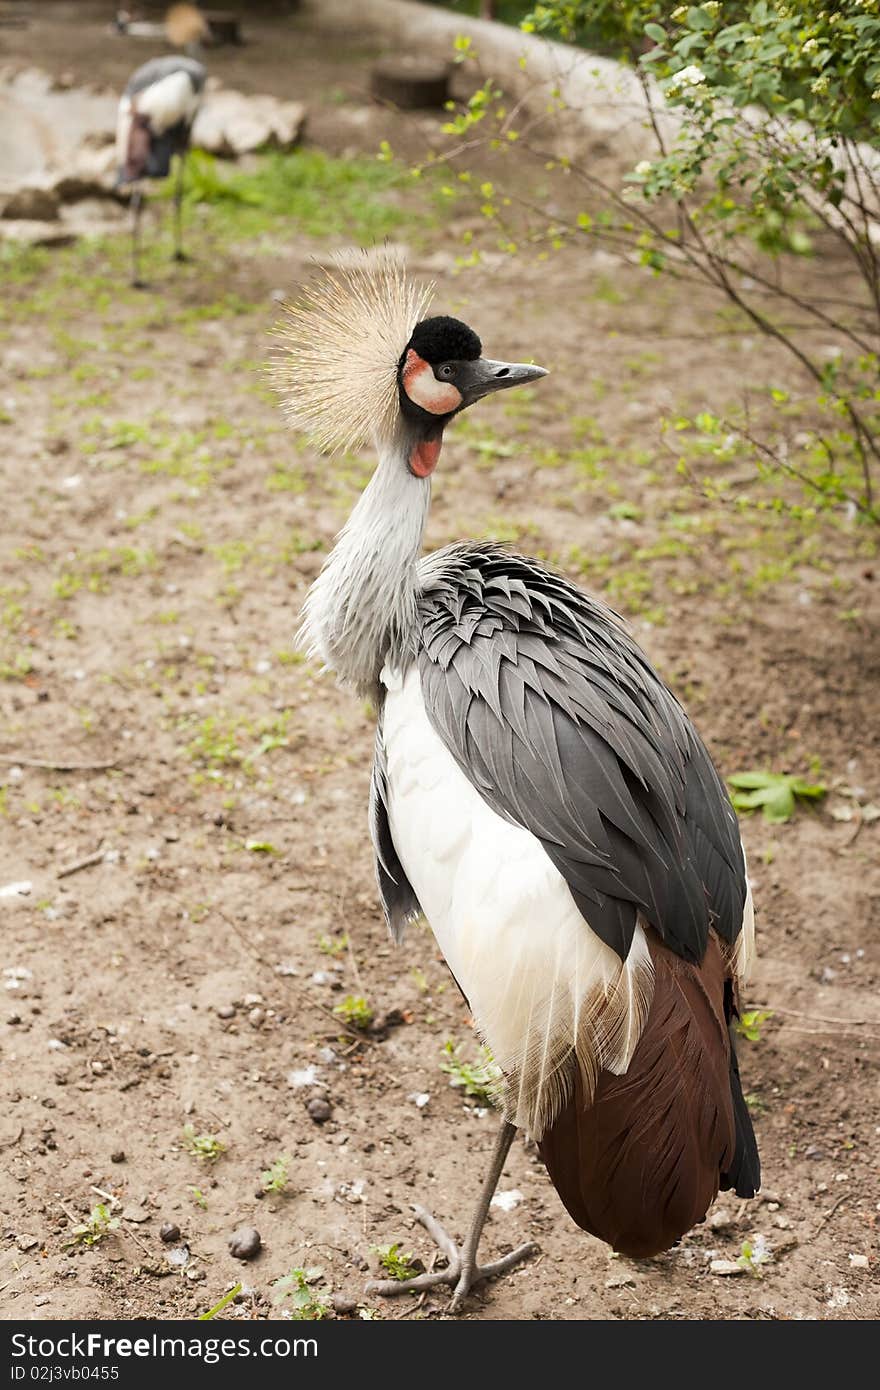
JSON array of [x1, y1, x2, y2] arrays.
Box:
[[735, 1010, 774, 1043], [64, 1203, 120, 1248], [410, 966, 429, 994], [261, 1154, 291, 1195], [317, 932, 349, 958], [440, 1039, 502, 1107], [189, 1187, 208, 1209], [182, 1124, 226, 1162], [333, 995, 374, 1030], [271, 1268, 332, 1320], [199, 1283, 242, 1321], [727, 771, 826, 823], [737, 1235, 772, 1278], [371, 1242, 423, 1281]]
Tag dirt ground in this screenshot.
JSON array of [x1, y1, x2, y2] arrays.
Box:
[[1, 3, 878, 1324]]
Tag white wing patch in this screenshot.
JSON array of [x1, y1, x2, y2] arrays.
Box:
[[381, 665, 654, 1139], [734, 871, 756, 984], [134, 70, 200, 134], [116, 95, 133, 170]]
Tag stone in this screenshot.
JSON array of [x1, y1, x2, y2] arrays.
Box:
[[0, 221, 76, 248], [191, 90, 306, 158], [228, 1226, 261, 1261], [1, 186, 59, 221]]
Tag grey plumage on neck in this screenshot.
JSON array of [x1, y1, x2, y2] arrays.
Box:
[[298, 423, 431, 698]]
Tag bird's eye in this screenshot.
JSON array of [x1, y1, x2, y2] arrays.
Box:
[[437, 364, 455, 379]]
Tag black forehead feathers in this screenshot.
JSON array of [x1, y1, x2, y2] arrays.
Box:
[[408, 316, 482, 365]]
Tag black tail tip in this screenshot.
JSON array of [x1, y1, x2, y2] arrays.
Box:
[[721, 1035, 761, 1197]]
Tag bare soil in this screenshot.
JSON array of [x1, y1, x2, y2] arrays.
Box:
[[1, 3, 878, 1323]]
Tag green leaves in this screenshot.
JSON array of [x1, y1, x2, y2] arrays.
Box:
[[735, 1009, 774, 1043], [371, 1242, 423, 1281], [271, 1268, 331, 1320], [727, 770, 827, 823]]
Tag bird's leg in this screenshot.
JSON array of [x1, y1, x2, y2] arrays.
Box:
[[365, 1120, 538, 1312], [130, 188, 147, 290], [172, 152, 188, 262]]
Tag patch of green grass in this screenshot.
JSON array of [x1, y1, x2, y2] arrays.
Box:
[[727, 771, 826, 823], [735, 1009, 774, 1043], [182, 1123, 226, 1163], [261, 1154, 292, 1195], [271, 1268, 332, 1320], [182, 709, 293, 774], [371, 1243, 422, 1281], [317, 933, 348, 958], [167, 148, 426, 246], [333, 995, 374, 1030], [440, 1039, 502, 1107], [737, 1235, 772, 1277], [64, 1203, 120, 1248]]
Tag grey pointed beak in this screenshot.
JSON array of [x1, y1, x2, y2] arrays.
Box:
[[459, 357, 548, 404]]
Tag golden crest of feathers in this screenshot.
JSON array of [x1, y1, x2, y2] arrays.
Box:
[[270, 247, 434, 454], [165, 3, 210, 47]]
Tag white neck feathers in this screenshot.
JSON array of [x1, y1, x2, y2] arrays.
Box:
[[298, 431, 431, 695]]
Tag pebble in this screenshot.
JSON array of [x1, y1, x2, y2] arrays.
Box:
[[217, 1005, 235, 1020], [159, 1222, 180, 1244], [248, 1007, 265, 1028], [710, 1259, 745, 1276], [7, 1013, 21, 1025], [604, 1272, 635, 1289], [122, 1206, 149, 1223], [707, 1209, 733, 1230], [228, 1226, 262, 1261], [17, 1234, 39, 1252], [849, 1253, 869, 1270], [332, 1294, 358, 1315], [307, 1097, 332, 1124], [111, 1150, 125, 1164]]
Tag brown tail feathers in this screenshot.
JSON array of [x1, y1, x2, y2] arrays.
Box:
[[538, 930, 759, 1259]]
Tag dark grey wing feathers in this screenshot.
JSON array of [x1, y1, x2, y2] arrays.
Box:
[[126, 56, 207, 97], [415, 545, 747, 966], [369, 725, 422, 943]]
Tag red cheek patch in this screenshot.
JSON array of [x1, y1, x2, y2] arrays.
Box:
[[402, 349, 462, 415], [409, 437, 442, 478]]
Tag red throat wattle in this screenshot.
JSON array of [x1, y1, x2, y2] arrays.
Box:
[[409, 437, 442, 478]]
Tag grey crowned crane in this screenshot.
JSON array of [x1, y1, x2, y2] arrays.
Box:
[[275, 250, 761, 1310], [116, 55, 206, 287]]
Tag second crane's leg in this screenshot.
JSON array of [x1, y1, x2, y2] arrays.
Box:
[[365, 1119, 537, 1311], [173, 152, 188, 262], [131, 188, 146, 290]]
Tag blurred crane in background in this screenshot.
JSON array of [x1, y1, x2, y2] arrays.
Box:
[[115, 6, 208, 286]]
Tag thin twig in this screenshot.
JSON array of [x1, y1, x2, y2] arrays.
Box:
[[57, 844, 105, 879], [813, 1194, 847, 1238], [120, 1223, 152, 1257], [768, 1007, 878, 1027], [0, 755, 121, 772]]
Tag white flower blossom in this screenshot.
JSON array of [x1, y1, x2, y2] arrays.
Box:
[[634, 160, 653, 177], [667, 64, 706, 95]]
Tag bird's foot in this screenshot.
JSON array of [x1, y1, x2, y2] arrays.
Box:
[[365, 1204, 537, 1313]]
